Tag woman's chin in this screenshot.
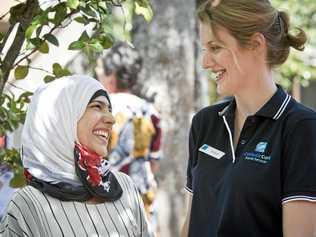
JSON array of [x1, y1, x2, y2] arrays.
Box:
[[100, 151, 108, 157], [216, 83, 231, 97]]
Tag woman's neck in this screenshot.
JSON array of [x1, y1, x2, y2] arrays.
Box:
[[232, 72, 277, 147], [235, 73, 277, 119]]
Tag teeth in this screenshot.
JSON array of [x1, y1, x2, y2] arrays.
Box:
[[93, 130, 109, 139], [215, 70, 225, 80]]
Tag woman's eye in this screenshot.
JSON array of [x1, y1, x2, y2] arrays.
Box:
[[210, 46, 221, 52], [91, 104, 102, 110]]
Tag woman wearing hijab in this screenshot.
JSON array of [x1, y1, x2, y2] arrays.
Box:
[[0, 75, 152, 236]]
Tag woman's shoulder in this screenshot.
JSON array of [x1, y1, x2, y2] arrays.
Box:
[[4, 185, 47, 213], [112, 171, 136, 190], [283, 98, 316, 130], [287, 98, 316, 120], [111, 171, 141, 204], [1, 186, 45, 231], [7, 185, 38, 203], [277, 98, 316, 142]]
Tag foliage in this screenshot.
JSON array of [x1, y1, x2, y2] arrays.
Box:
[[273, 0, 316, 90], [0, 0, 153, 187], [0, 92, 32, 135], [0, 92, 32, 186]]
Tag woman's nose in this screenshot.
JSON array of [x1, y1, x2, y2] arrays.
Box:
[[103, 112, 115, 126], [202, 53, 216, 69]]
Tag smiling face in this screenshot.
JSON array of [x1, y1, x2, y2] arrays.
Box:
[[77, 95, 115, 157], [199, 22, 256, 96]]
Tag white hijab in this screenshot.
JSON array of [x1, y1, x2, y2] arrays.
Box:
[[22, 75, 106, 186]]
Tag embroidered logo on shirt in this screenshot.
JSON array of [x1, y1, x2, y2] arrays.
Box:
[[199, 144, 225, 159], [255, 142, 268, 153], [243, 141, 271, 164]]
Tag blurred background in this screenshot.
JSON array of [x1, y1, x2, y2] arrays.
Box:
[[0, 0, 316, 236]]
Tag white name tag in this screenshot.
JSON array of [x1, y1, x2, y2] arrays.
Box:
[[199, 144, 225, 159]]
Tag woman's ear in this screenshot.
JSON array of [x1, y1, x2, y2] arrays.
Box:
[[249, 32, 266, 53]]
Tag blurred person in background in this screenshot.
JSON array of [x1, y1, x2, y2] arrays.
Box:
[[95, 42, 163, 236], [182, 0, 316, 236], [0, 136, 18, 222], [0, 75, 152, 236]]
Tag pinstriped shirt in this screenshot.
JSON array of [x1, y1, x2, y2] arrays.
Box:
[[0, 172, 152, 237]]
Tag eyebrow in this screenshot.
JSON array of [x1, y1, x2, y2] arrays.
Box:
[[207, 39, 224, 46], [90, 100, 110, 108]]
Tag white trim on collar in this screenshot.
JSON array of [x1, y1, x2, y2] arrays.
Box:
[[282, 195, 316, 204], [273, 94, 291, 120]]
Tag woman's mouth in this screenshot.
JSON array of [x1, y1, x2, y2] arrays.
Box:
[[215, 70, 226, 82], [93, 130, 109, 143]]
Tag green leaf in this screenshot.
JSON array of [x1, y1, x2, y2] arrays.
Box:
[[98, 1, 107, 12], [39, 41, 49, 54], [52, 63, 63, 77], [29, 38, 43, 48], [36, 25, 43, 37], [68, 41, 85, 50], [100, 35, 114, 49], [52, 63, 71, 78], [74, 16, 87, 24], [81, 6, 97, 17], [26, 41, 36, 50], [33, 12, 49, 26], [79, 31, 90, 42], [43, 75, 56, 83], [67, 0, 79, 9], [10, 172, 26, 188], [25, 25, 37, 39], [18, 92, 33, 103], [61, 68, 71, 76], [44, 34, 59, 46], [89, 39, 104, 53], [135, 2, 153, 22], [14, 66, 29, 80], [54, 3, 68, 24]]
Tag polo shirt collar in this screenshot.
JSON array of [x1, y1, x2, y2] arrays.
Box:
[[218, 85, 291, 120], [218, 98, 235, 118], [255, 85, 291, 120]]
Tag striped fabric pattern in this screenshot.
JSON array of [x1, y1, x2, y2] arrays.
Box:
[[0, 172, 151, 237]]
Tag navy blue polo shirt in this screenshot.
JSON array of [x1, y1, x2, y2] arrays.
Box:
[[186, 86, 316, 237]]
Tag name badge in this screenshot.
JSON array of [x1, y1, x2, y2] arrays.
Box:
[[199, 144, 225, 159]]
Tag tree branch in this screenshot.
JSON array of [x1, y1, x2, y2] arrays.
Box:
[[7, 81, 29, 92], [0, 0, 39, 94], [12, 10, 78, 68], [28, 66, 52, 74], [12, 49, 36, 68]]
